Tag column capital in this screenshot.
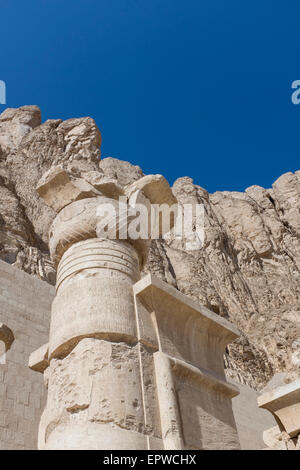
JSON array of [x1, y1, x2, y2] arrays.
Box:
[[37, 168, 178, 268], [258, 378, 300, 438]]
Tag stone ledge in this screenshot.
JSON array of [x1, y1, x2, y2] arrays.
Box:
[[134, 273, 240, 342], [170, 355, 239, 399], [258, 379, 300, 438]]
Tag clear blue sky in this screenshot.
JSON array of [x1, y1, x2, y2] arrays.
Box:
[[0, 0, 300, 192]]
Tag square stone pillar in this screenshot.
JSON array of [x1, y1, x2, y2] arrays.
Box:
[[133, 274, 241, 450], [258, 379, 300, 449]]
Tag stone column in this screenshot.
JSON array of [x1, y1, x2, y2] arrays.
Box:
[[41, 237, 145, 449], [29, 168, 175, 449], [29, 166, 240, 450]]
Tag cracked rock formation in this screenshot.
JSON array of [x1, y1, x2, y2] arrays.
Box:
[[0, 105, 299, 390]]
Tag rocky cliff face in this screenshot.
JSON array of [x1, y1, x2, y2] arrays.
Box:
[[0, 105, 299, 390]]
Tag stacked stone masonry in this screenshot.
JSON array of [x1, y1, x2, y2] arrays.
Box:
[[0, 259, 54, 449]]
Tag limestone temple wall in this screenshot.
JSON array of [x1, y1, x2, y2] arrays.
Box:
[[228, 379, 275, 449], [0, 259, 54, 449], [0, 258, 276, 449]]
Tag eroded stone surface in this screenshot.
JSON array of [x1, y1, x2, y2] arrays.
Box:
[[0, 323, 14, 350], [40, 338, 147, 448], [37, 166, 101, 212], [258, 378, 300, 438]]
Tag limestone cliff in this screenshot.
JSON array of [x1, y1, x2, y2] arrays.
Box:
[[0, 105, 299, 390]]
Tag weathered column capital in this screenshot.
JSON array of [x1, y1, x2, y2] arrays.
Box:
[[258, 378, 300, 442], [37, 166, 177, 268]]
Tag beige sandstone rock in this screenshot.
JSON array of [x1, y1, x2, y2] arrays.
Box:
[[99, 156, 143, 186], [82, 171, 124, 198], [0, 105, 41, 154], [0, 106, 102, 284]]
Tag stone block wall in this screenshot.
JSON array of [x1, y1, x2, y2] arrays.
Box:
[[230, 379, 276, 449], [0, 260, 54, 449]]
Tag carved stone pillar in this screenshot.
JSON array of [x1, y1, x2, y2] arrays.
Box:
[[29, 168, 174, 449], [33, 196, 150, 449], [29, 166, 240, 450], [134, 274, 241, 450]]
